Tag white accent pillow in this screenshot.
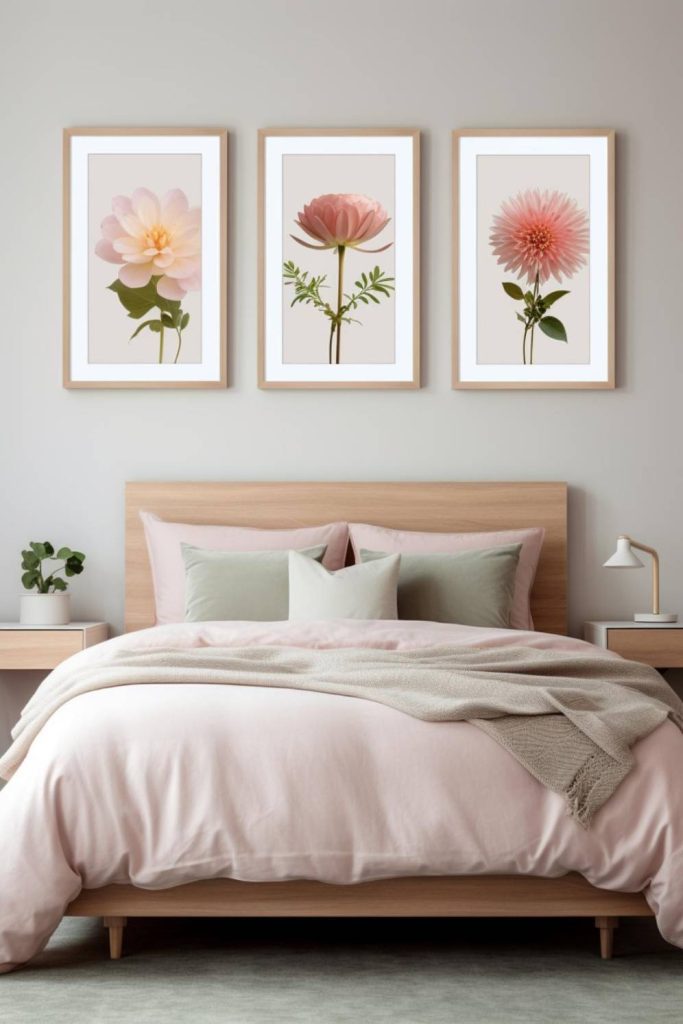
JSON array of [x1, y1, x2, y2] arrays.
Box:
[[288, 550, 400, 621]]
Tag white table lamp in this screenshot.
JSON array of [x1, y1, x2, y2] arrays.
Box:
[[603, 535, 677, 622]]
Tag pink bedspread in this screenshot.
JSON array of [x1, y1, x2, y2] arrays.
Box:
[[1, 620, 682, 971]]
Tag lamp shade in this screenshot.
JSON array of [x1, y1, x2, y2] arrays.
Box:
[[603, 537, 644, 569]]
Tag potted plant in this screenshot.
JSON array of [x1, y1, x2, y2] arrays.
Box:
[[20, 542, 86, 625]]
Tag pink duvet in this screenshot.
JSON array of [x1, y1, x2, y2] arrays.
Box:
[[1, 619, 683, 972]]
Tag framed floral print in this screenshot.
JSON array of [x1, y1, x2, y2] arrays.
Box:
[[258, 128, 420, 388], [63, 128, 227, 388], [453, 129, 614, 389]]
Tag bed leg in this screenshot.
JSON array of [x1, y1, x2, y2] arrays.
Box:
[[595, 916, 618, 959], [103, 916, 127, 960]]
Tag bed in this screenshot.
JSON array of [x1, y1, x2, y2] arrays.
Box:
[[3, 481, 682, 971]]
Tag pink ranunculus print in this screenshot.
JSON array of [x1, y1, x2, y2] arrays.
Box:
[[489, 188, 589, 365], [284, 193, 394, 365], [96, 187, 201, 301]]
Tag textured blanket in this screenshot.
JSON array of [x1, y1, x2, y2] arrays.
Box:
[[3, 642, 681, 824]]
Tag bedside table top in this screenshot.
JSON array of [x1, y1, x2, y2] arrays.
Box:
[[584, 621, 683, 630], [0, 622, 107, 631]]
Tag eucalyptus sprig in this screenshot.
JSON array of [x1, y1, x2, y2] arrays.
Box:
[[502, 275, 569, 364], [21, 542, 85, 594]]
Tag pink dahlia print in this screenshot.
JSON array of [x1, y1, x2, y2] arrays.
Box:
[[95, 187, 201, 364], [489, 188, 589, 365], [283, 193, 394, 364]]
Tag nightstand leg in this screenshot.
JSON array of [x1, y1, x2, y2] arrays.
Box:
[[103, 916, 127, 960], [595, 915, 618, 959]]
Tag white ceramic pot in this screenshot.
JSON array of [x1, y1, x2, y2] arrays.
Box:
[[20, 593, 71, 626]]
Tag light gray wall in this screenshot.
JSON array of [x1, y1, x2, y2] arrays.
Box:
[[1, 0, 682, 742]]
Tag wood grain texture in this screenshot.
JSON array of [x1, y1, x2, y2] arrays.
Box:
[[125, 481, 567, 634], [606, 628, 683, 668], [63, 127, 228, 389], [257, 128, 420, 389], [66, 874, 651, 919], [0, 623, 107, 669], [451, 128, 615, 390]]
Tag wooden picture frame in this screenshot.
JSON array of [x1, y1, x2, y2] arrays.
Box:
[[452, 129, 615, 390], [258, 129, 420, 389], [63, 127, 228, 389]]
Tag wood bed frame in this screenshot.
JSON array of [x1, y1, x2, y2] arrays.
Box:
[[65, 481, 654, 959]]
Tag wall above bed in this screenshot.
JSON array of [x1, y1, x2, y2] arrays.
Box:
[[0, 0, 681, 648]]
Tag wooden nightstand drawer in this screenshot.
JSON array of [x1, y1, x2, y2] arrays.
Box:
[[0, 630, 85, 669], [584, 621, 683, 669], [0, 623, 108, 671], [605, 629, 683, 668]]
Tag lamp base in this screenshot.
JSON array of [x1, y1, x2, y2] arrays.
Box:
[[634, 612, 678, 623]]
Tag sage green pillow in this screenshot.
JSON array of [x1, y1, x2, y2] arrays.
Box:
[[182, 544, 326, 622], [360, 544, 522, 628]]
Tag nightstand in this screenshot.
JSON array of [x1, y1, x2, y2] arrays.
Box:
[[584, 621, 683, 670], [0, 622, 108, 670]]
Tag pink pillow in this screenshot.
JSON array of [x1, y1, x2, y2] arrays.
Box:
[[141, 511, 349, 624], [349, 523, 544, 631]]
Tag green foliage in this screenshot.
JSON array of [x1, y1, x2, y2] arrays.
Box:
[[502, 281, 525, 300], [108, 276, 190, 362], [538, 315, 567, 342], [20, 542, 86, 594], [502, 280, 569, 343], [283, 261, 394, 331]]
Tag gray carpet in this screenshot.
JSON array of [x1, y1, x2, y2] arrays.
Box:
[[1, 917, 681, 1023]]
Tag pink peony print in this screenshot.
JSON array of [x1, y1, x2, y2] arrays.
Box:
[[291, 193, 392, 253], [284, 192, 394, 364], [95, 187, 201, 364], [489, 188, 589, 365]]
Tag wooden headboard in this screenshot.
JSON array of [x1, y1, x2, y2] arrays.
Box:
[[125, 482, 567, 635]]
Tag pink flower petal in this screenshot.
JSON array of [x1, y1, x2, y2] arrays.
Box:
[[161, 188, 189, 225], [118, 263, 154, 288], [156, 276, 186, 300], [95, 238, 123, 263], [100, 215, 124, 241], [163, 257, 200, 280], [131, 188, 160, 229], [112, 195, 133, 220]]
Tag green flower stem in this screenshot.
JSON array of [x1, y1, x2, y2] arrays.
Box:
[[328, 322, 335, 365], [522, 325, 529, 364], [335, 245, 346, 365], [158, 324, 165, 364], [174, 328, 183, 364], [529, 273, 540, 365]]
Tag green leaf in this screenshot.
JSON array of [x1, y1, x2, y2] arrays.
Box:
[[130, 319, 163, 340], [43, 541, 54, 557], [108, 277, 181, 320], [56, 547, 72, 560], [21, 550, 39, 569], [180, 312, 190, 329], [51, 577, 67, 592], [502, 282, 525, 300], [71, 551, 85, 562], [516, 313, 527, 324], [22, 570, 39, 589], [161, 313, 175, 327], [539, 316, 567, 342], [524, 291, 534, 305], [542, 290, 570, 307], [30, 541, 47, 559]]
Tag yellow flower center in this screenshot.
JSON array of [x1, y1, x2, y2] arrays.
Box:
[[523, 225, 553, 258], [145, 225, 170, 251]]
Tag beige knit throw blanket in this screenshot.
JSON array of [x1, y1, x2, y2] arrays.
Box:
[[3, 644, 682, 825]]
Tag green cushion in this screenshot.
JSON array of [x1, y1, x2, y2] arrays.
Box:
[[360, 544, 522, 628], [182, 544, 326, 622]]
